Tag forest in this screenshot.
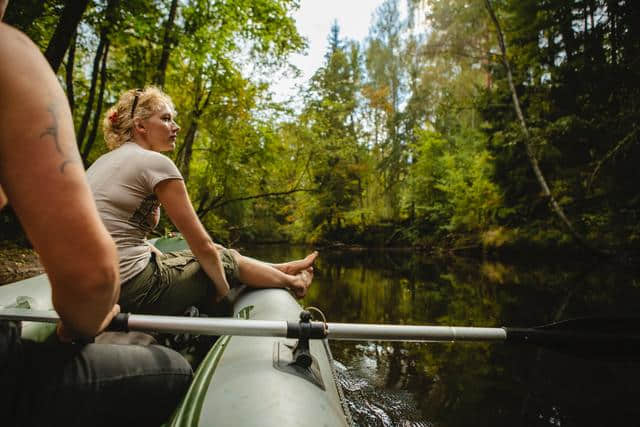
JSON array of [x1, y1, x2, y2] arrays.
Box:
[[1, 0, 639, 257]]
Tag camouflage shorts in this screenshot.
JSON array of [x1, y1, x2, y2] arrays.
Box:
[[119, 248, 240, 316]]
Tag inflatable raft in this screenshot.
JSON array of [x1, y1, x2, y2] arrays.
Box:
[[0, 237, 353, 427], [168, 287, 352, 427]]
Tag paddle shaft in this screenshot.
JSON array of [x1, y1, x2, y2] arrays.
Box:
[[113, 314, 640, 346], [0, 308, 507, 342], [4, 308, 637, 351], [124, 315, 508, 342], [327, 322, 506, 342]]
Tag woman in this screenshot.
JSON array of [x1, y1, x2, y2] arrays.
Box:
[[87, 87, 316, 316]]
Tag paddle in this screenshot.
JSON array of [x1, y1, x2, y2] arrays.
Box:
[[1, 308, 638, 360]]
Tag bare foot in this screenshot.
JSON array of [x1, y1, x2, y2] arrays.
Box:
[[275, 251, 318, 275], [291, 267, 313, 299]]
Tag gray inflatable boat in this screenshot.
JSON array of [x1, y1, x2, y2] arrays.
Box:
[[168, 287, 352, 426]]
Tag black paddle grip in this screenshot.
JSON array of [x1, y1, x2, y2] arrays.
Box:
[[108, 312, 130, 332]]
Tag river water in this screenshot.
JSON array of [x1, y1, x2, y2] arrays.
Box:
[[244, 245, 640, 427]]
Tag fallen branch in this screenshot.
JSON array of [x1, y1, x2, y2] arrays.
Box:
[[587, 126, 639, 192]]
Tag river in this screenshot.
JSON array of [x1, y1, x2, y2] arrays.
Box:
[[244, 245, 640, 427]]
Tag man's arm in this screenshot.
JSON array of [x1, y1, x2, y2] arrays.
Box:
[[0, 23, 120, 337]]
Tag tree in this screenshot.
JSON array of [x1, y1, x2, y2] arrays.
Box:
[[478, 0, 640, 250], [299, 22, 367, 240], [76, 0, 120, 159], [154, 0, 179, 88], [3, 0, 46, 35], [363, 0, 407, 219], [44, 0, 90, 73], [484, 0, 598, 253]]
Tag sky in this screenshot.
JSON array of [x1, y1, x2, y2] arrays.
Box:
[[270, 0, 387, 102]]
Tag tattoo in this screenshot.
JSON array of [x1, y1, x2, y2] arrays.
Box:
[[40, 107, 62, 153], [39, 103, 79, 173], [130, 194, 161, 232]]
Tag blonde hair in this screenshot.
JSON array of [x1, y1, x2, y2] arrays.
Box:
[[102, 86, 176, 150]]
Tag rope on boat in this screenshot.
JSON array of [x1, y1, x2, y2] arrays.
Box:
[[305, 306, 355, 426], [305, 306, 328, 333]]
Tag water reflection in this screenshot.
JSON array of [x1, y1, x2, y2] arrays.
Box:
[[243, 245, 640, 426]]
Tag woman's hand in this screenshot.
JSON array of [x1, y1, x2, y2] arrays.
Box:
[[148, 242, 164, 257], [56, 304, 121, 343]]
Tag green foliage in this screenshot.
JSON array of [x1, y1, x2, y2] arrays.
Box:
[[406, 128, 503, 234], [5, 0, 639, 252], [289, 23, 368, 241], [478, 0, 640, 247]]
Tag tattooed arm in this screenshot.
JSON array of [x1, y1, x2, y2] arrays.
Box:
[[0, 23, 120, 338]]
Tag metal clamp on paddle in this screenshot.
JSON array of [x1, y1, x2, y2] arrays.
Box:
[[287, 311, 325, 368], [274, 310, 326, 389], [286, 311, 326, 340]]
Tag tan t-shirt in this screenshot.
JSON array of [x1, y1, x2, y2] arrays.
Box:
[[87, 142, 183, 283]]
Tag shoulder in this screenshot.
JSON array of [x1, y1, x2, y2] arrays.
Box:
[[93, 144, 175, 170], [100, 143, 169, 163], [131, 147, 183, 185], [141, 146, 175, 163], [0, 23, 72, 144], [0, 23, 34, 56], [0, 23, 52, 88], [137, 146, 180, 171]]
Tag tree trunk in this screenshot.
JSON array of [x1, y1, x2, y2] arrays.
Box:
[[3, 0, 45, 34], [176, 85, 212, 183], [82, 40, 111, 163], [65, 30, 77, 114], [77, 36, 105, 150], [155, 0, 179, 88], [484, 0, 603, 255], [44, 0, 90, 73], [608, 0, 618, 65], [556, 2, 578, 62], [179, 120, 198, 183], [76, 0, 119, 151]]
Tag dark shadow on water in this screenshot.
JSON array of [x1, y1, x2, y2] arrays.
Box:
[[243, 245, 640, 427]]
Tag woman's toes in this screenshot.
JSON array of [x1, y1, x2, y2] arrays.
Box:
[[279, 251, 318, 275], [291, 268, 314, 299]]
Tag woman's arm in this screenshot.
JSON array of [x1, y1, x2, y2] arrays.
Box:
[[0, 23, 120, 338], [154, 178, 231, 299]]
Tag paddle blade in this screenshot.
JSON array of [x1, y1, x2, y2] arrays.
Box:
[[505, 317, 640, 362], [537, 316, 640, 333]]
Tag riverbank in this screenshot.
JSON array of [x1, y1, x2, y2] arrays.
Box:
[[0, 242, 43, 285], [1, 226, 635, 287], [300, 222, 640, 263]]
